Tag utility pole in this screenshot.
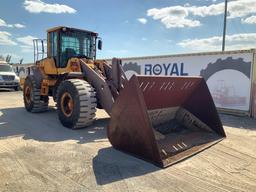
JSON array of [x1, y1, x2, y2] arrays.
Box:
[[222, 0, 228, 51]]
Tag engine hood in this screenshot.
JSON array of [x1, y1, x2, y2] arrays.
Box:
[[0, 72, 17, 76]]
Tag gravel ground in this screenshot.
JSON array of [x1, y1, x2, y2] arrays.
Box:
[[0, 90, 256, 192]]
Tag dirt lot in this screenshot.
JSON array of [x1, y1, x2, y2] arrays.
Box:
[[0, 90, 256, 192]]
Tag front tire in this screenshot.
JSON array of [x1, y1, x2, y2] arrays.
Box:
[[56, 79, 97, 129]]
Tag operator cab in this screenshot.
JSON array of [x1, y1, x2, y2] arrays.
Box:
[[46, 26, 102, 68]]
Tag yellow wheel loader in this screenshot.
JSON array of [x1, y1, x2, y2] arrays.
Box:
[[23, 26, 226, 167]]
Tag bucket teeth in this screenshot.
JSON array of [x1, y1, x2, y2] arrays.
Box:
[[108, 75, 226, 168]]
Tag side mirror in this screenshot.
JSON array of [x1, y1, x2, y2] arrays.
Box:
[[98, 40, 102, 50]]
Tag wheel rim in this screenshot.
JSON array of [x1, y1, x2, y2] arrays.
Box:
[[60, 92, 74, 117], [25, 85, 32, 104]]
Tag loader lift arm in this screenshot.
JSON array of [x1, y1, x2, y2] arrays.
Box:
[[80, 58, 127, 114]]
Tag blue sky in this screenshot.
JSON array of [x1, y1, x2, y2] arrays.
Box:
[[0, 0, 256, 63]]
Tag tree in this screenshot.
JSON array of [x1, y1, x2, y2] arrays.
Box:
[[5, 55, 11, 63]]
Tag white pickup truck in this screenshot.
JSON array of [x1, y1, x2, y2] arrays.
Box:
[[0, 60, 20, 91]]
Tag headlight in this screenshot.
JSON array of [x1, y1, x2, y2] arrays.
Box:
[[15, 75, 20, 81], [0, 75, 2, 80]]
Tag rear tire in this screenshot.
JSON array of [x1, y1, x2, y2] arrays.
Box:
[[56, 79, 97, 129], [23, 76, 49, 112]]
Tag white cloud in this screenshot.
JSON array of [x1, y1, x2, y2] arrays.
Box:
[[187, 4, 224, 17], [137, 18, 147, 24], [142, 37, 147, 41], [0, 18, 26, 28], [147, 0, 256, 28], [0, 31, 17, 45], [147, 6, 201, 28], [0, 19, 7, 27], [13, 24, 26, 28], [24, 0, 76, 14], [227, 0, 256, 19], [242, 15, 256, 24], [178, 33, 256, 51], [17, 35, 38, 52], [188, 0, 256, 18]]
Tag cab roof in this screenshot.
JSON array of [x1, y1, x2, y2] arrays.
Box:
[[47, 26, 98, 36]]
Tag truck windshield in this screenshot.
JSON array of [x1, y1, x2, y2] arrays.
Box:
[[60, 31, 96, 67], [0, 65, 13, 72]]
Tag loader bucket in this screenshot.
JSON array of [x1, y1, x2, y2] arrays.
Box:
[[107, 75, 226, 168]]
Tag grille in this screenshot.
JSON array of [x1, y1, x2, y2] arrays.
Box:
[[2, 75, 15, 81]]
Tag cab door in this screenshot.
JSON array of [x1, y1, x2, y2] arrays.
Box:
[[48, 31, 60, 68]]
